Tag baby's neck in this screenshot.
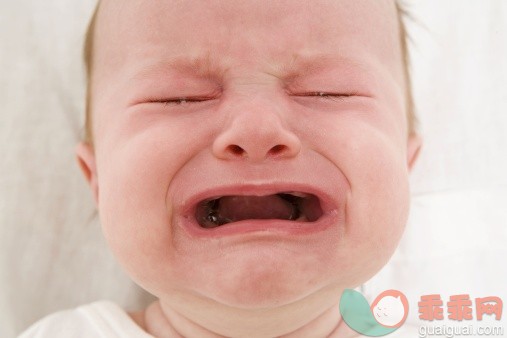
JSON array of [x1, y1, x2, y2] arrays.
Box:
[[129, 299, 359, 338]]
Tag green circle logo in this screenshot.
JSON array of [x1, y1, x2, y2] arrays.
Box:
[[339, 289, 409, 336]]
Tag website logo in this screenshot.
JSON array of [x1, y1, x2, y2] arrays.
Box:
[[340, 289, 409, 337]]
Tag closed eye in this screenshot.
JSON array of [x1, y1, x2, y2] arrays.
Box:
[[148, 96, 215, 106], [293, 91, 357, 102]]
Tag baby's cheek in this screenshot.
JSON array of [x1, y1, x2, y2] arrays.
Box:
[[94, 139, 185, 280], [342, 138, 410, 272]]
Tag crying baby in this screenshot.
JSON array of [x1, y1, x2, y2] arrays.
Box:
[[21, 0, 422, 337]]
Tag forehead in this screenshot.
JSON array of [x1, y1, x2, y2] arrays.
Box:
[[93, 0, 403, 90]]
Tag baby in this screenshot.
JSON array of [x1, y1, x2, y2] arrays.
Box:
[[21, 0, 422, 337]]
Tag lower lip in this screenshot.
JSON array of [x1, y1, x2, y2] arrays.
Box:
[[177, 210, 340, 239]]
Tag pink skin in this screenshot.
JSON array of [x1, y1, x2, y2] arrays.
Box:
[[76, 0, 422, 337]]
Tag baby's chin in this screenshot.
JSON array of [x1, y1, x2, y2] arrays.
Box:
[[205, 257, 322, 308], [183, 239, 400, 311], [163, 242, 359, 311]]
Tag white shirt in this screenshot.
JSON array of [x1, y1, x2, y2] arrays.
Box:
[[18, 301, 154, 338]]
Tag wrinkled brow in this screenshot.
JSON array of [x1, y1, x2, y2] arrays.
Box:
[[129, 52, 228, 82], [129, 51, 375, 84], [272, 53, 374, 80]]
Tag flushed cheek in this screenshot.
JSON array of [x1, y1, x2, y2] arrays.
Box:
[[93, 107, 227, 289], [96, 105, 220, 214], [335, 132, 410, 271], [95, 138, 191, 287], [353, 192, 408, 272]]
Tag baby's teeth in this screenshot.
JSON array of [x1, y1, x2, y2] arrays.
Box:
[[287, 191, 308, 198], [296, 215, 308, 222]]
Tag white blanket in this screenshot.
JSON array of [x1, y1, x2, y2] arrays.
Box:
[[364, 0, 507, 329]]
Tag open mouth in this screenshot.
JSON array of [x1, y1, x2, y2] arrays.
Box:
[[195, 192, 323, 229]]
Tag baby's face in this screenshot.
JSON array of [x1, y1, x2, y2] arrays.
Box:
[[78, 0, 421, 315]]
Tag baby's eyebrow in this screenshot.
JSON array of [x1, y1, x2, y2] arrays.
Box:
[[273, 53, 375, 80], [129, 52, 228, 82]]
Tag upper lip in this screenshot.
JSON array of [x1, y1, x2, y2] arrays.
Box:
[[177, 182, 341, 220]]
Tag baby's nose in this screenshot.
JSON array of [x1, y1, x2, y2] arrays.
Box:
[[212, 96, 301, 162]]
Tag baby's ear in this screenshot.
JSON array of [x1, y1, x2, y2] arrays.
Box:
[[407, 133, 422, 172], [75, 142, 99, 207]]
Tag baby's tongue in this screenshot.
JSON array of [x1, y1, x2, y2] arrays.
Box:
[[218, 195, 295, 222]]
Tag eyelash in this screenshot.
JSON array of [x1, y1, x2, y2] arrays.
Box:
[[152, 92, 356, 106], [295, 92, 357, 101], [160, 97, 212, 106]]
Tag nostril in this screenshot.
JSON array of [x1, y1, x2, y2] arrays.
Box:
[[227, 145, 245, 156], [268, 144, 288, 156]]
